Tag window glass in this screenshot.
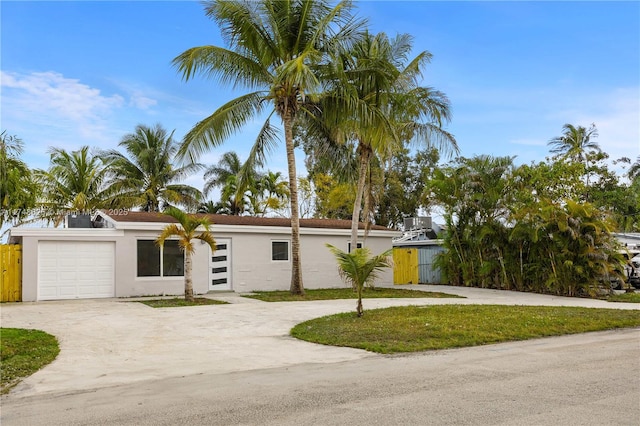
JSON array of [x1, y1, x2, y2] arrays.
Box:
[[272, 241, 289, 261], [163, 240, 184, 276], [348, 242, 363, 252], [137, 240, 184, 277], [137, 240, 160, 277]]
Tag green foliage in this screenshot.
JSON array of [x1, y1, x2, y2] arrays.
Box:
[[312, 173, 355, 219], [326, 244, 392, 316], [0, 131, 40, 229], [138, 298, 228, 307], [607, 292, 640, 303], [290, 305, 640, 354], [100, 124, 203, 212], [35, 146, 114, 225], [157, 207, 216, 301], [244, 287, 461, 302], [426, 154, 624, 297], [0, 328, 60, 394], [173, 0, 365, 295]]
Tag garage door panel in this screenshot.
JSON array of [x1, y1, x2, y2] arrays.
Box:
[[38, 241, 115, 300]]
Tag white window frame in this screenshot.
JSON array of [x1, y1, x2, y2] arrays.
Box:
[[271, 240, 290, 262]]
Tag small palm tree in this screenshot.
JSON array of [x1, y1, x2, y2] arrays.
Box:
[[326, 244, 392, 317], [157, 207, 216, 302]]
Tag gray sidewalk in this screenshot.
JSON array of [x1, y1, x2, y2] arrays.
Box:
[[1, 285, 638, 398]]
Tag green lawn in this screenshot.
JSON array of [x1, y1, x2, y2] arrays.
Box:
[[0, 328, 60, 394], [290, 305, 640, 354], [608, 292, 640, 303], [244, 287, 463, 302], [138, 297, 229, 308]]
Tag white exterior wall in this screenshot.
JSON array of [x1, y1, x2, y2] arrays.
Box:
[[13, 224, 397, 301], [217, 229, 395, 292]]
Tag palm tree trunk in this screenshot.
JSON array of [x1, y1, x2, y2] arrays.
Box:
[[184, 250, 194, 302], [284, 112, 305, 295], [351, 144, 370, 252], [356, 294, 364, 317]]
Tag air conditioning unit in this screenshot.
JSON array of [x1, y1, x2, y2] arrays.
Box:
[[66, 214, 92, 228], [403, 217, 432, 230]]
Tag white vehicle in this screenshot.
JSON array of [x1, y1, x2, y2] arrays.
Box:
[[612, 250, 640, 290], [628, 254, 640, 288]]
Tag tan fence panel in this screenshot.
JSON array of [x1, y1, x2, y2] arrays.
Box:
[[1, 245, 22, 302]]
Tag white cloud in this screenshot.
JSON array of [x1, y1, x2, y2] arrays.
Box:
[[129, 90, 158, 110], [1, 71, 124, 122], [0, 71, 165, 169]]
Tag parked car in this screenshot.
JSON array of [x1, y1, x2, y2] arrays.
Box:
[[627, 254, 640, 289], [611, 250, 640, 290]]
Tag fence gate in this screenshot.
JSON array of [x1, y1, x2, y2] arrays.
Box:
[[1, 245, 22, 302], [393, 247, 419, 285]]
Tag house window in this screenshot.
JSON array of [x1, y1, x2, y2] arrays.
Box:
[[137, 240, 184, 277], [348, 242, 363, 252], [272, 240, 289, 261]]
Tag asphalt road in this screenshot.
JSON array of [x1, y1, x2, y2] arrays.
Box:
[[2, 328, 639, 426]]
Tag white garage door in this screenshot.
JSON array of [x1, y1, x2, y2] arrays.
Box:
[[38, 241, 115, 300]]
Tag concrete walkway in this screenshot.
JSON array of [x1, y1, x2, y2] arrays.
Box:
[[1, 285, 638, 398]]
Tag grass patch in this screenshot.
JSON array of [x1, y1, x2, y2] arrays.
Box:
[[290, 305, 640, 354], [608, 292, 640, 303], [244, 287, 462, 302], [0, 328, 60, 394], [139, 297, 229, 308]]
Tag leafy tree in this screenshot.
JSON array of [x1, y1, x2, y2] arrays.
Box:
[[36, 146, 112, 226], [326, 244, 392, 317], [101, 124, 203, 212], [628, 156, 640, 181], [156, 207, 216, 302], [172, 0, 364, 295], [377, 147, 439, 229], [0, 131, 39, 229], [312, 173, 354, 219]]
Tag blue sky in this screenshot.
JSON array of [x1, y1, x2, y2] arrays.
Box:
[[2, 0, 639, 194]]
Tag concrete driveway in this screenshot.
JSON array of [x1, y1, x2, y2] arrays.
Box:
[[2, 285, 639, 398]]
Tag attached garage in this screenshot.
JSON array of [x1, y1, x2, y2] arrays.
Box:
[[38, 241, 115, 300]]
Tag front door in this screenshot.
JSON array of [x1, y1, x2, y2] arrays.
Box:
[[209, 239, 232, 291]]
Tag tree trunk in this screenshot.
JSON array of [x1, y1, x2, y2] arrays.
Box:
[[356, 290, 364, 317], [350, 144, 370, 252], [284, 112, 305, 295], [184, 250, 194, 302]]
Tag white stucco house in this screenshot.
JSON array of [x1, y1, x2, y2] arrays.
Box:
[[9, 211, 399, 301]]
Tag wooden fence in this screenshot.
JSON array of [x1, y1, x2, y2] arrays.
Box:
[[1, 245, 22, 302]]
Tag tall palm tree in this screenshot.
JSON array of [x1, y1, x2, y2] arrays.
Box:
[[0, 131, 39, 228], [548, 123, 601, 164], [172, 0, 364, 295], [157, 207, 216, 302], [320, 32, 457, 250], [203, 151, 245, 197], [36, 146, 112, 226], [326, 244, 392, 317], [101, 124, 203, 212]]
